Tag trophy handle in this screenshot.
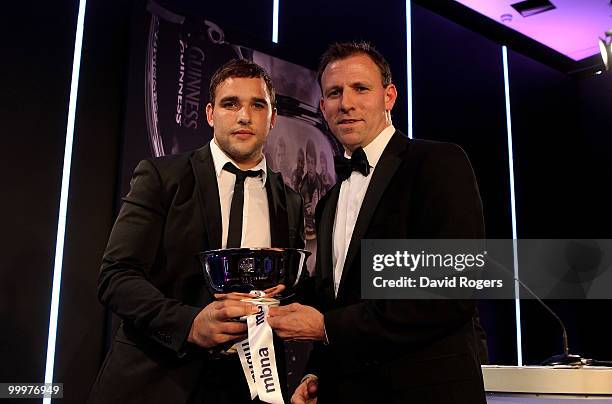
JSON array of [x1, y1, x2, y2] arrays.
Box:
[[291, 251, 307, 288], [198, 253, 225, 293]]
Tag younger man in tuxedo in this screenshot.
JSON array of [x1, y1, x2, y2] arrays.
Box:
[[268, 42, 486, 403], [89, 59, 304, 403]]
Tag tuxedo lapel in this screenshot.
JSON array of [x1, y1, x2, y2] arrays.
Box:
[[317, 184, 340, 284], [266, 169, 290, 247], [191, 144, 222, 250], [337, 132, 409, 296]]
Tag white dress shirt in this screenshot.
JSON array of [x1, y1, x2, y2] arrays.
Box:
[[332, 125, 395, 296], [210, 139, 271, 248]]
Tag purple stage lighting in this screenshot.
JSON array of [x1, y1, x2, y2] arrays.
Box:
[[455, 0, 612, 61]]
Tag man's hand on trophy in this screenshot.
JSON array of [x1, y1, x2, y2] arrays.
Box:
[[291, 375, 318, 404], [214, 292, 259, 301], [214, 284, 286, 301], [262, 283, 286, 298], [267, 303, 325, 341], [187, 300, 259, 348]]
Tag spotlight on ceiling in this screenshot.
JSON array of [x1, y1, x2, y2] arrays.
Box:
[[510, 0, 556, 17], [599, 30, 612, 71]]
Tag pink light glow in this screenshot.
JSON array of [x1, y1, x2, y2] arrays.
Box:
[[455, 0, 611, 61]]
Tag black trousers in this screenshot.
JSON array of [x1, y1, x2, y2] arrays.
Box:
[[189, 355, 287, 404]]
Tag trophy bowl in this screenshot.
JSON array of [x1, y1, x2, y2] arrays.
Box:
[[198, 247, 310, 299]]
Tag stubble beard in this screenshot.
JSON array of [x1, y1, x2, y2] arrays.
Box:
[[224, 142, 263, 166]]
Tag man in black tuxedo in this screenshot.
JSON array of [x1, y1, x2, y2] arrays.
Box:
[[268, 42, 486, 403], [89, 59, 304, 403]]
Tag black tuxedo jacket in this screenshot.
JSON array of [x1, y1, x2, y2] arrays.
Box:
[[308, 131, 486, 403], [89, 143, 304, 403]]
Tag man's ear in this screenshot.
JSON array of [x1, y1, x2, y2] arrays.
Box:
[[205, 103, 214, 127], [384, 84, 397, 111], [270, 107, 277, 129]]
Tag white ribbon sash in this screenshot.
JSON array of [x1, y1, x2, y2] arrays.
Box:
[[236, 303, 284, 404], [236, 338, 257, 399]]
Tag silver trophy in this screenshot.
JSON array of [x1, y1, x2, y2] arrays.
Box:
[[198, 247, 310, 304], [199, 248, 310, 397]]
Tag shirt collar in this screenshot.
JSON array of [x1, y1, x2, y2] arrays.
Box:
[[210, 138, 268, 187], [344, 124, 395, 169]]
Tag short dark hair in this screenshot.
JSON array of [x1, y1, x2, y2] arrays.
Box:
[[317, 41, 392, 89], [208, 59, 276, 106]]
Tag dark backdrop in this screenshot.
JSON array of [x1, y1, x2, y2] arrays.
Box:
[[411, 4, 517, 364], [53, 0, 132, 401], [2, 0, 611, 402], [0, 0, 79, 395], [508, 49, 612, 365], [0, 1, 131, 403]]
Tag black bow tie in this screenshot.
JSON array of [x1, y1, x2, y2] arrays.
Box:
[[334, 147, 370, 181]]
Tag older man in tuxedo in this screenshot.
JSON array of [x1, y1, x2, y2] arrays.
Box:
[[268, 42, 486, 403], [89, 59, 304, 403]]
